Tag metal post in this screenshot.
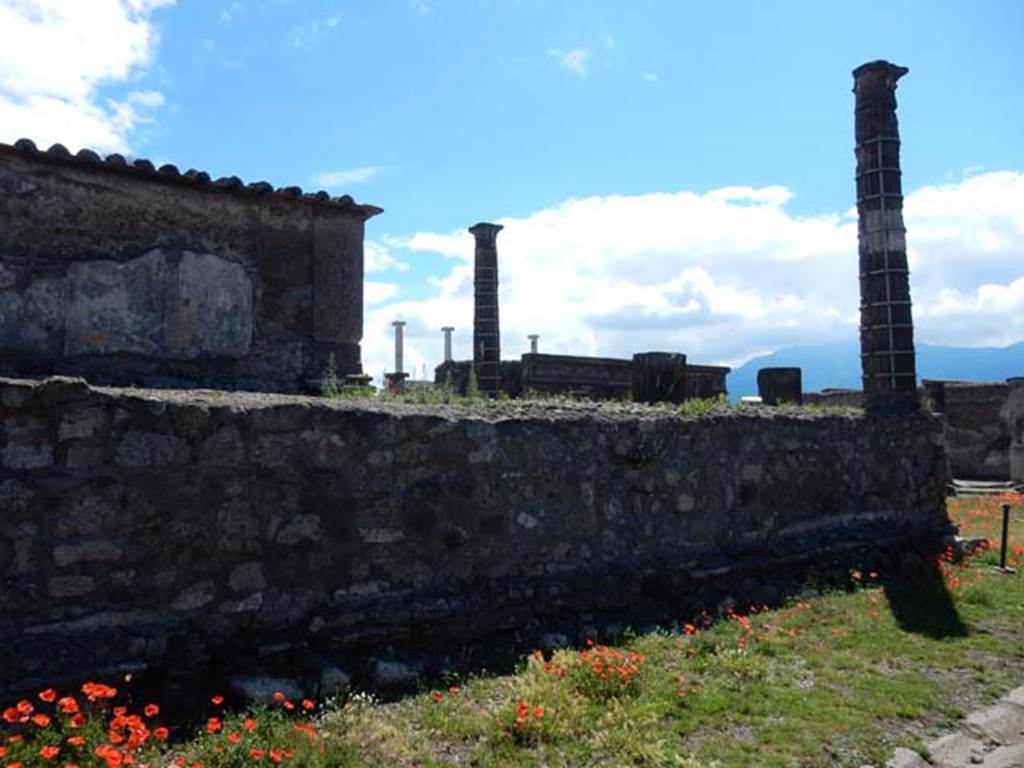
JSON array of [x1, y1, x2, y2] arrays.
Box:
[[1001, 502, 1011, 570], [528, 334, 539, 354]]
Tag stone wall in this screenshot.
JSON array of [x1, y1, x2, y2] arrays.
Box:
[[0, 140, 381, 393], [804, 382, 1017, 479], [803, 389, 866, 408], [1008, 380, 1024, 483], [0, 376, 950, 697], [520, 353, 633, 398], [940, 381, 1012, 480]]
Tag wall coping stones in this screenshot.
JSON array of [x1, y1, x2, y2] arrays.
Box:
[[0, 376, 878, 425]]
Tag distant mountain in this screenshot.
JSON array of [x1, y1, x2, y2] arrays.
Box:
[[727, 340, 1024, 398]]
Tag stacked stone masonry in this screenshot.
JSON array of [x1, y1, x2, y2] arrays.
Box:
[[0, 376, 950, 697], [0, 140, 381, 393], [806, 380, 1020, 480]]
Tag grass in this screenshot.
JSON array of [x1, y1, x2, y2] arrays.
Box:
[[323, 382, 862, 422], [4, 495, 1022, 767]]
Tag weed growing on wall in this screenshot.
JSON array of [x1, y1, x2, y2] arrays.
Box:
[[320, 354, 340, 398], [677, 393, 728, 418], [466, 366, 481, 402]]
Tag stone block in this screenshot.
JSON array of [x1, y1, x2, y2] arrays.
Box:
[[48, 575, 95, 598], [53, 541, 122, 567], [757, 367, 802, 406], [116, 431, 190, 466], [66, 442, 106, 468], [0, 479, 33, 512], [171, 580, 217, 611], [200, 425, 245, 466], [229, 562, 266, 592], [229, 675, 303, 704], [276, 514, 323, 546], [926, 731, 986, 767], [965, 702, 1024, 744], [2, 415, 53, 469], [884, 747, 930, 768]]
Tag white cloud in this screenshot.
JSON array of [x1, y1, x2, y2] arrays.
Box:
[[0, 0, 172, 152], [127, 89, 164, 108], [312, 166, 382, 188], [219, 1, 243, 23], [365, 281, 399, 305], [359, 171, 1024, 384], [641, 71, 659, 84], [365, 240, 409, 273], [289, 15, 340, 48], [548, 48, 589, 77]]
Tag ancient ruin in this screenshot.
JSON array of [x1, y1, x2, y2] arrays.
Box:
[[0, 60, 967, 699], [853, 61, 919, 413], [0, 139, 381, 393], [0, 375, 949, 697], [470, 223, 503, 397], [757, 368, 803, 406], [439, 220, 729, 402]]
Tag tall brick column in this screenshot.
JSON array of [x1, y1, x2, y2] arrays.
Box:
[[470, 222, 503, 396], [853, 60, 918, 412]]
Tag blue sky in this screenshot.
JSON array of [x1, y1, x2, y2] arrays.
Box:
[[2, 0, 1023, 380]]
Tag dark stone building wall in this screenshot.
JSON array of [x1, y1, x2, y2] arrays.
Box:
[[804, 380, 1019, 480], [0, 141, 381, 393], [520, 353, 633, 399], [934, 381, 1012, 480], [434, 360, 523, 398], [433, 354, 728, 403], [0, 376, 950, 696]]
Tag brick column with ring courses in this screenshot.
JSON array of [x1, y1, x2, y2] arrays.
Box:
[[853, 60, 919, 412], [470, 222, 503, 397]]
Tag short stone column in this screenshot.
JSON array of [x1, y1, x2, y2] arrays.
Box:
[[392, 320, 406, 375], [632, 352, 687, 404], [384, 371, 409, 395], [757, 367, 802, 405], [853, 60, 919, 413], [441, 326, 454, 362], [528, 334, 539, 354], [470, 222, 503, 397]]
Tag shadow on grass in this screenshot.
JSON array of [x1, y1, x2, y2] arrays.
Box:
[[882, 555, 967, 639]]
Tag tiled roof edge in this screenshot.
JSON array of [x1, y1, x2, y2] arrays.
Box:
[[0, 139, 383, 221]]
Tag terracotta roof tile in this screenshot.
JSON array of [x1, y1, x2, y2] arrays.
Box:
[[1, 138, 383, 220]]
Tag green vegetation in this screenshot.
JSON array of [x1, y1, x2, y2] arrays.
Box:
[[676, 393, 728, 418], [7, 496, 1020, 767]]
